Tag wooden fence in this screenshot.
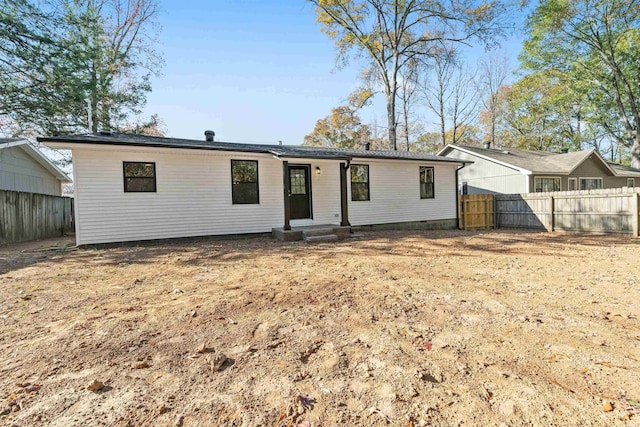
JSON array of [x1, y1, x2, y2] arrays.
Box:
[[459, 194, 495, 230], [0, 189, 74, 244], [495, 188, 640, 236]]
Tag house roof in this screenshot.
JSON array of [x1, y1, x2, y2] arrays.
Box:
[[437, 144, 640, 176], [37, 132, 469, 164], [0, 138, 72, 183], [609, 162, 640, 177]]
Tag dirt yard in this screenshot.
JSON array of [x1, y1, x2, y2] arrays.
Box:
[[0, 230, 639, 426]]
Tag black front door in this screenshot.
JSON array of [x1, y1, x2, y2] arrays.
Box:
[[288, 165, 312, 220]]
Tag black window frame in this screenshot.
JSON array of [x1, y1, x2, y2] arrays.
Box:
[[420, 166, 435, 199], [231, 160, 260, 204], [350, 164, 370, 201], [123, 161, 156, 193]]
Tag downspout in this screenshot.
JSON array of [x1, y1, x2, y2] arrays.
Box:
[[340, 159, 351, 228], [455, 162, 468, 230]]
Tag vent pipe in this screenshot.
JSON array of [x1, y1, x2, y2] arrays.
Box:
[[204, 130, 215, 142], [363, 142, 371, 151], [483, 141, 491, 149]]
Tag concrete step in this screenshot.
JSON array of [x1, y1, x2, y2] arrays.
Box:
[[302, 228, 337, 238], [304, 234, 338, 243]]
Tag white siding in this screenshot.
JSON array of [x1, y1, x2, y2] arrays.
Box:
[[68, 144, 462, 245], [348, 158, 458, 226], [289, 159, 342, 227], [0, 146, 62, 196], [73, 146, 286, 245], [443, 150, 527, 194]]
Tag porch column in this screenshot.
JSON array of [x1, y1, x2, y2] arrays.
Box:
[[340, 162, 350, 227], [282, 160, 291, 230]]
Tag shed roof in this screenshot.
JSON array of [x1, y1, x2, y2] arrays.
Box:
[[0, 139, 72, 183], [38, 133, 468, 164]]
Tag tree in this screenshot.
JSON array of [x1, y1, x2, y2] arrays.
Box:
[[303, 106, 370, 149], [397, 58, 420, 150], [477, 54, 510, 146], [0, 0, 63, 135], [493, 71, 584, 151], [521, 0, 640, 167], [121, 113, 167, 136], [310, 0, 514, 150], [0, 0, 163, 135]]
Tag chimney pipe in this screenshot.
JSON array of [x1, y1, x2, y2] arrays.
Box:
[[483, 141, 491, 149], [278, 140, 282, 146], [363, 142, 371, 151], [204, 130, 215, 142]]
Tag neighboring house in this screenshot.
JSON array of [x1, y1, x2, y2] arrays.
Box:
[[39, 132, 468, 246], [0, 138, 71, 196], [437, 143, 640, 195]]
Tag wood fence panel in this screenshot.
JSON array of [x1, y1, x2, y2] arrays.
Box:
[[0, 189, 74, 244], [459, 194, 495, 230], [495, 188, 640, 236]]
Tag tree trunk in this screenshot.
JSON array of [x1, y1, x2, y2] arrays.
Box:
[[631, 137, 640, 169], [440, 101, 446, 148], [387, 93, 397, 150]]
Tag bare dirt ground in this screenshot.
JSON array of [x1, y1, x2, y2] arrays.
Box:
[[0, 230, 639, 427]]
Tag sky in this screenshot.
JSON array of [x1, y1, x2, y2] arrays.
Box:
[[143, 1, 529, 145]]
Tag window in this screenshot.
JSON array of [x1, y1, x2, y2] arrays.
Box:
[[579, 177, 603, 190], [351, 164, 370, 201], [627, 178, 635, 188], [420, 166, 435, 199], [231, 160, 259, 204], [568, 178, 577, 191], [534, 177, 561, 192], [123, 162, 156, 192]]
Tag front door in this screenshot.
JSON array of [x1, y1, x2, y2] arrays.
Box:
[[288, 165, 312, 220]]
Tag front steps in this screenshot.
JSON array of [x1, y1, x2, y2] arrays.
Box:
[[272, 225, 351, 242]]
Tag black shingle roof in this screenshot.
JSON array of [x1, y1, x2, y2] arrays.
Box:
[[37, 133, 468, 163]]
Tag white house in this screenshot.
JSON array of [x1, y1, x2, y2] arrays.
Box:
[[0, 138, 71, 196], [39, 132, 467, 246]]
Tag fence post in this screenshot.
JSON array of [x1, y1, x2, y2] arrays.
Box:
[[633, 192, 639, 238], [548, 196, 555, 232]]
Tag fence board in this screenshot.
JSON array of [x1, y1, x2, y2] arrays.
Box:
[[0, 189, 74, 244], [459, 194, 495, 230], [495, 188, 640, 235]]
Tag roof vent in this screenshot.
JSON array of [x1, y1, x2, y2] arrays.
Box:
[[99, 130, 112, 136], [204, 130, 215, 142], [278, 140, 283, 146], [363, 142, 371, 151], [502, 150, 510, 154], [560, 148, 569, 154]]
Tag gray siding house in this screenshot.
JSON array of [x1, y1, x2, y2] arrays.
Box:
[[438, 143, 640, 194], [0, 139, 71, 196]]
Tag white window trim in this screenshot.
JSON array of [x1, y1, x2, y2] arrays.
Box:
[[534, 176, 561, 192], [568, 177, 577, 191], [627, 178, 635, 188], [579, 177, 603, 190]]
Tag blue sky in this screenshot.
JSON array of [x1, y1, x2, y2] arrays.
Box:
[[143, 1, 528, 145]]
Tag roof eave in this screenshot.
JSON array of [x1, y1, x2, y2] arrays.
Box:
[[438, 144, 531, 173]]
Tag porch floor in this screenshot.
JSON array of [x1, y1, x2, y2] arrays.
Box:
[[271, 224, 351, 242]]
